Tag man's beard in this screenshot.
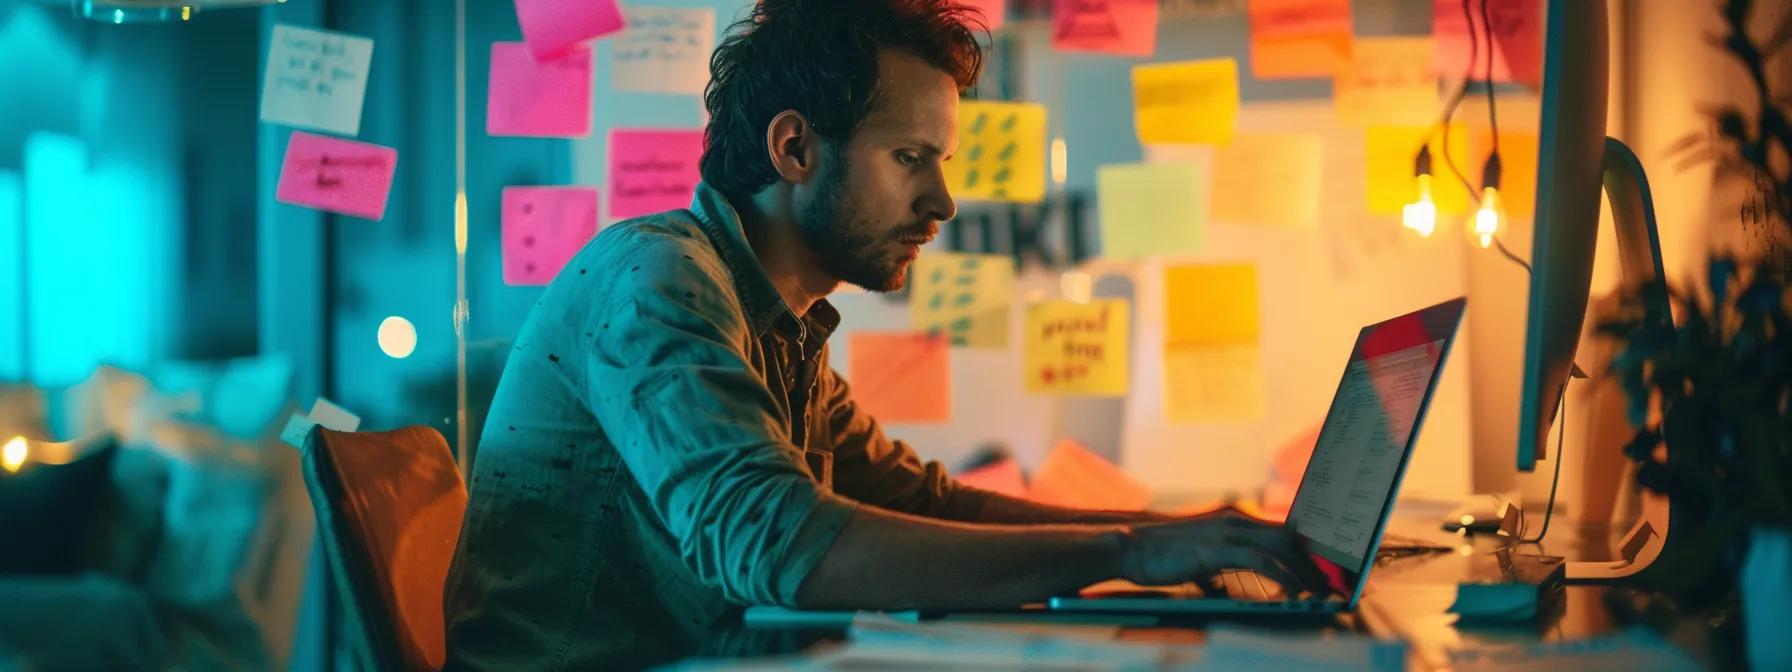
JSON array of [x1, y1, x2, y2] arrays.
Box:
[[798, 154, 922, 293]]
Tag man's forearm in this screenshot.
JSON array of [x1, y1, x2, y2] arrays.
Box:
[[968, 491, 1181, 526], [793, 505, 1130, 611]]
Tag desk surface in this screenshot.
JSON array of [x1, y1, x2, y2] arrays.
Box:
[[653, 514, 1745, 670]]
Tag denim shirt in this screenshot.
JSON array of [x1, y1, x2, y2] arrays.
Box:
[[443, 183, 992, 670]]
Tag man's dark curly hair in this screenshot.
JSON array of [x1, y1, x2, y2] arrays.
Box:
[[699, 0, 988, 201]]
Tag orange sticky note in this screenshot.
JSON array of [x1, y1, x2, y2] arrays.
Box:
[[1027, 439, 1152, 510], [1475, 130, 1537, 220], [956, 458, 1027, 498], [847, 332, 950, 424], [1247, 0, 1352, 80], [1052, 0, 1159, 58], [1433, 0, 1542, 88], [1365, 124, 1475, 216], [1164, 262, 1259, 347]]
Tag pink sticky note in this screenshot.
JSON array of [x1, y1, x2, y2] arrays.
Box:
[[847, 332, 951, 424], [1051, 0, 1158, 58], [502, 187, 600, 286], [961, 0, 1007, 32], [956, 458, 1027, 498], [487, 42, 592, 138], [515, 0, 626, 62], [1433, 0, 1542, 88], [607, 129, 705, 220], [275, 131, 398, 221]]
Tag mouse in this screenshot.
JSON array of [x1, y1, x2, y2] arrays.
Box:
[[1443, 494, 1518, 534]]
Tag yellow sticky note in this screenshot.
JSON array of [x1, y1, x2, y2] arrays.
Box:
[[1210, 132, 1323, 229], [848, 332, 951, 423], [1365, 124, 1474, 216], [1165, 343, 1266, 423], [1098, 162, 1207, 259], [1024, 300, 1130, 396], [1474, 130, 1537, 221], [1248, 0, 1353, 80], [944, 100, 1048, 204], [1164, 262, 1258, 347], [1133, 59, 1239, 146], [909, 252, 1014, 348], [1334, 37, 1438, 126]]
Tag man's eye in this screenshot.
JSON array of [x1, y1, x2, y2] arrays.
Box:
[[896, 152, 921, 167]]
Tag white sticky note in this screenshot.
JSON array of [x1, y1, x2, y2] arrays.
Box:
[[309, 397, 362, 432], [260, 24, 375, 137], [280, 413, 318, 449], [612, 6, 716, 95]]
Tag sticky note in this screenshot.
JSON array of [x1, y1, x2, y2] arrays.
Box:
[[1247, 0, 1352, 80], [1209, 132, 1323, 229], [909, 252, 1014, 348], [848, 332, 951, 424], [1475, 130, 1537, 220], [1024, 299, 1130, 396], [1164, 262, 1259, 347], [1051, 0, 1159, 57], [1027, 439, 1152, 510], [612, 7, 715, 95], [1165, 343, 1266, 423], [259, 25, 374, 137], [1098, 162, 1206, 259], [487, 42, 592, 138], [608, 129, 705, 219], [1161, 0, 1247, 20], [1365, 124, 1474, 216], [515, 0, 626, 61], [1433, 0, 1543, 88], [960, 0, 1007, 31], [956, 458, 1026, 498], [943, 101, 1048, 204], [502, 187, 600, 286], [275, 131, 398, 221], [1334, 37, 1438, 126], [1133, 59, 1238, 146]]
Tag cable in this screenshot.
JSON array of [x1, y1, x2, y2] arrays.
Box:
[[1518, 377, 1569, 544], [1492, 237, 1533, 274], [1479, 0, 1500, 154]]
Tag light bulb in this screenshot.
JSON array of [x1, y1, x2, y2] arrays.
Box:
[[1402, 173, 1438, 238], [2, 436, 26, 473], [1472, 186, 1503, 249]]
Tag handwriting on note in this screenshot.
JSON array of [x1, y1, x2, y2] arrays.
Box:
[[1098, 161, 1207, 259], [607, 129, 704, 220], [1433, 0, 1542, 88], [1247, 0, 1352, 80], [942, 101, 1047, 204], [1133, 58, 1238, 146], [1165, 343, 1266, 423], [487, 42, 591, 138], [1334, 36, 1438, 126], [259, 24, 374, 137], [910, 252, 1014, 348], [514, 0, 626, 61], [1051, 0, 1159, 57], [612, 7, 714, 95], [502, 187, 600, 286], [1025, 300, 1130, 396], [275, 131, 398, 221], [849, 332, 951, 424], [1210, 132, 1323, 229]]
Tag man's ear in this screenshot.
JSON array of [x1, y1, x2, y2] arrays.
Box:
[[765, 110, 819, 184]]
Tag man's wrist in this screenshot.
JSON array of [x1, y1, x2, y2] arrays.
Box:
[[1100, 524, 1137, 584]]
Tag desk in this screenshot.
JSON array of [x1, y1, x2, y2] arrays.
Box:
[[652, 515, 1745, 670]]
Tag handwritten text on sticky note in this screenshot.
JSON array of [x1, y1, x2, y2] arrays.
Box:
[[910, 252, 1014, 348], [275, 131, 398, 221], [1133, 58, 1238, 146], [260, 25, 374, 137], [943, 101, 1048, 204], [1166, 343, 1266, 423], [607, 129, 704, 220], [613, 7, 715, 95], [848, 332, 951, 424], [515, 0, 626, 61], [1210, 132, 1323, 229], [1098, 161, 1207, 259], [1052, 0, 1160, 57], [1025, 299, 1130, 396], [1247, 0, 1352, 80], [487, 42, 591, 138], [502, 187, 600, 286]]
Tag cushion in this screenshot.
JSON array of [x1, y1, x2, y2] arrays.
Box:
[[0, 436, 118, 574]]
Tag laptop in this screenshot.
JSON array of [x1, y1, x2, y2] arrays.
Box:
[[1049, 297, 1468, 617]]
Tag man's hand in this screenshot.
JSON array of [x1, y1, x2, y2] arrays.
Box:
[[1118, 511, 1331, 597]]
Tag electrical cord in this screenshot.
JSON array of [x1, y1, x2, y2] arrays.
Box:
[[1518, 376, 1569, 544]]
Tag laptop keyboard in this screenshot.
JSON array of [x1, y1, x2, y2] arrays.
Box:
[[1219, 570, 1285, 601]]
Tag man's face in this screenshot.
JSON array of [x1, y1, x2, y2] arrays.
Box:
[[796, 50, 959, 293]]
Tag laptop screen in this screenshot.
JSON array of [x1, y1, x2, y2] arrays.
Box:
[[1286, 299, 1464, 596]]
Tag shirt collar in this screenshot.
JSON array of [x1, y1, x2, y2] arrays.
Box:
[[689, 182, 839, 343]]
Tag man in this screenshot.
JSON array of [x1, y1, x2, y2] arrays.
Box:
[[445, 0, 1324, 668]]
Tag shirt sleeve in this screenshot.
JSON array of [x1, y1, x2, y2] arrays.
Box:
[[582, 236, 858, 607], [818, 364, 993, 522]]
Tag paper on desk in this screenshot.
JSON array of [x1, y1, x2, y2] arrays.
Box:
[[842, 613, 1165, 670], [1028, 439, 1152, 511], [955, 457, 1028, 498], [1198, 625, 1406, 671]]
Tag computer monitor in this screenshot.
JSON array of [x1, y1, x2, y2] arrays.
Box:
[[1516, 0, 1670, 471]]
